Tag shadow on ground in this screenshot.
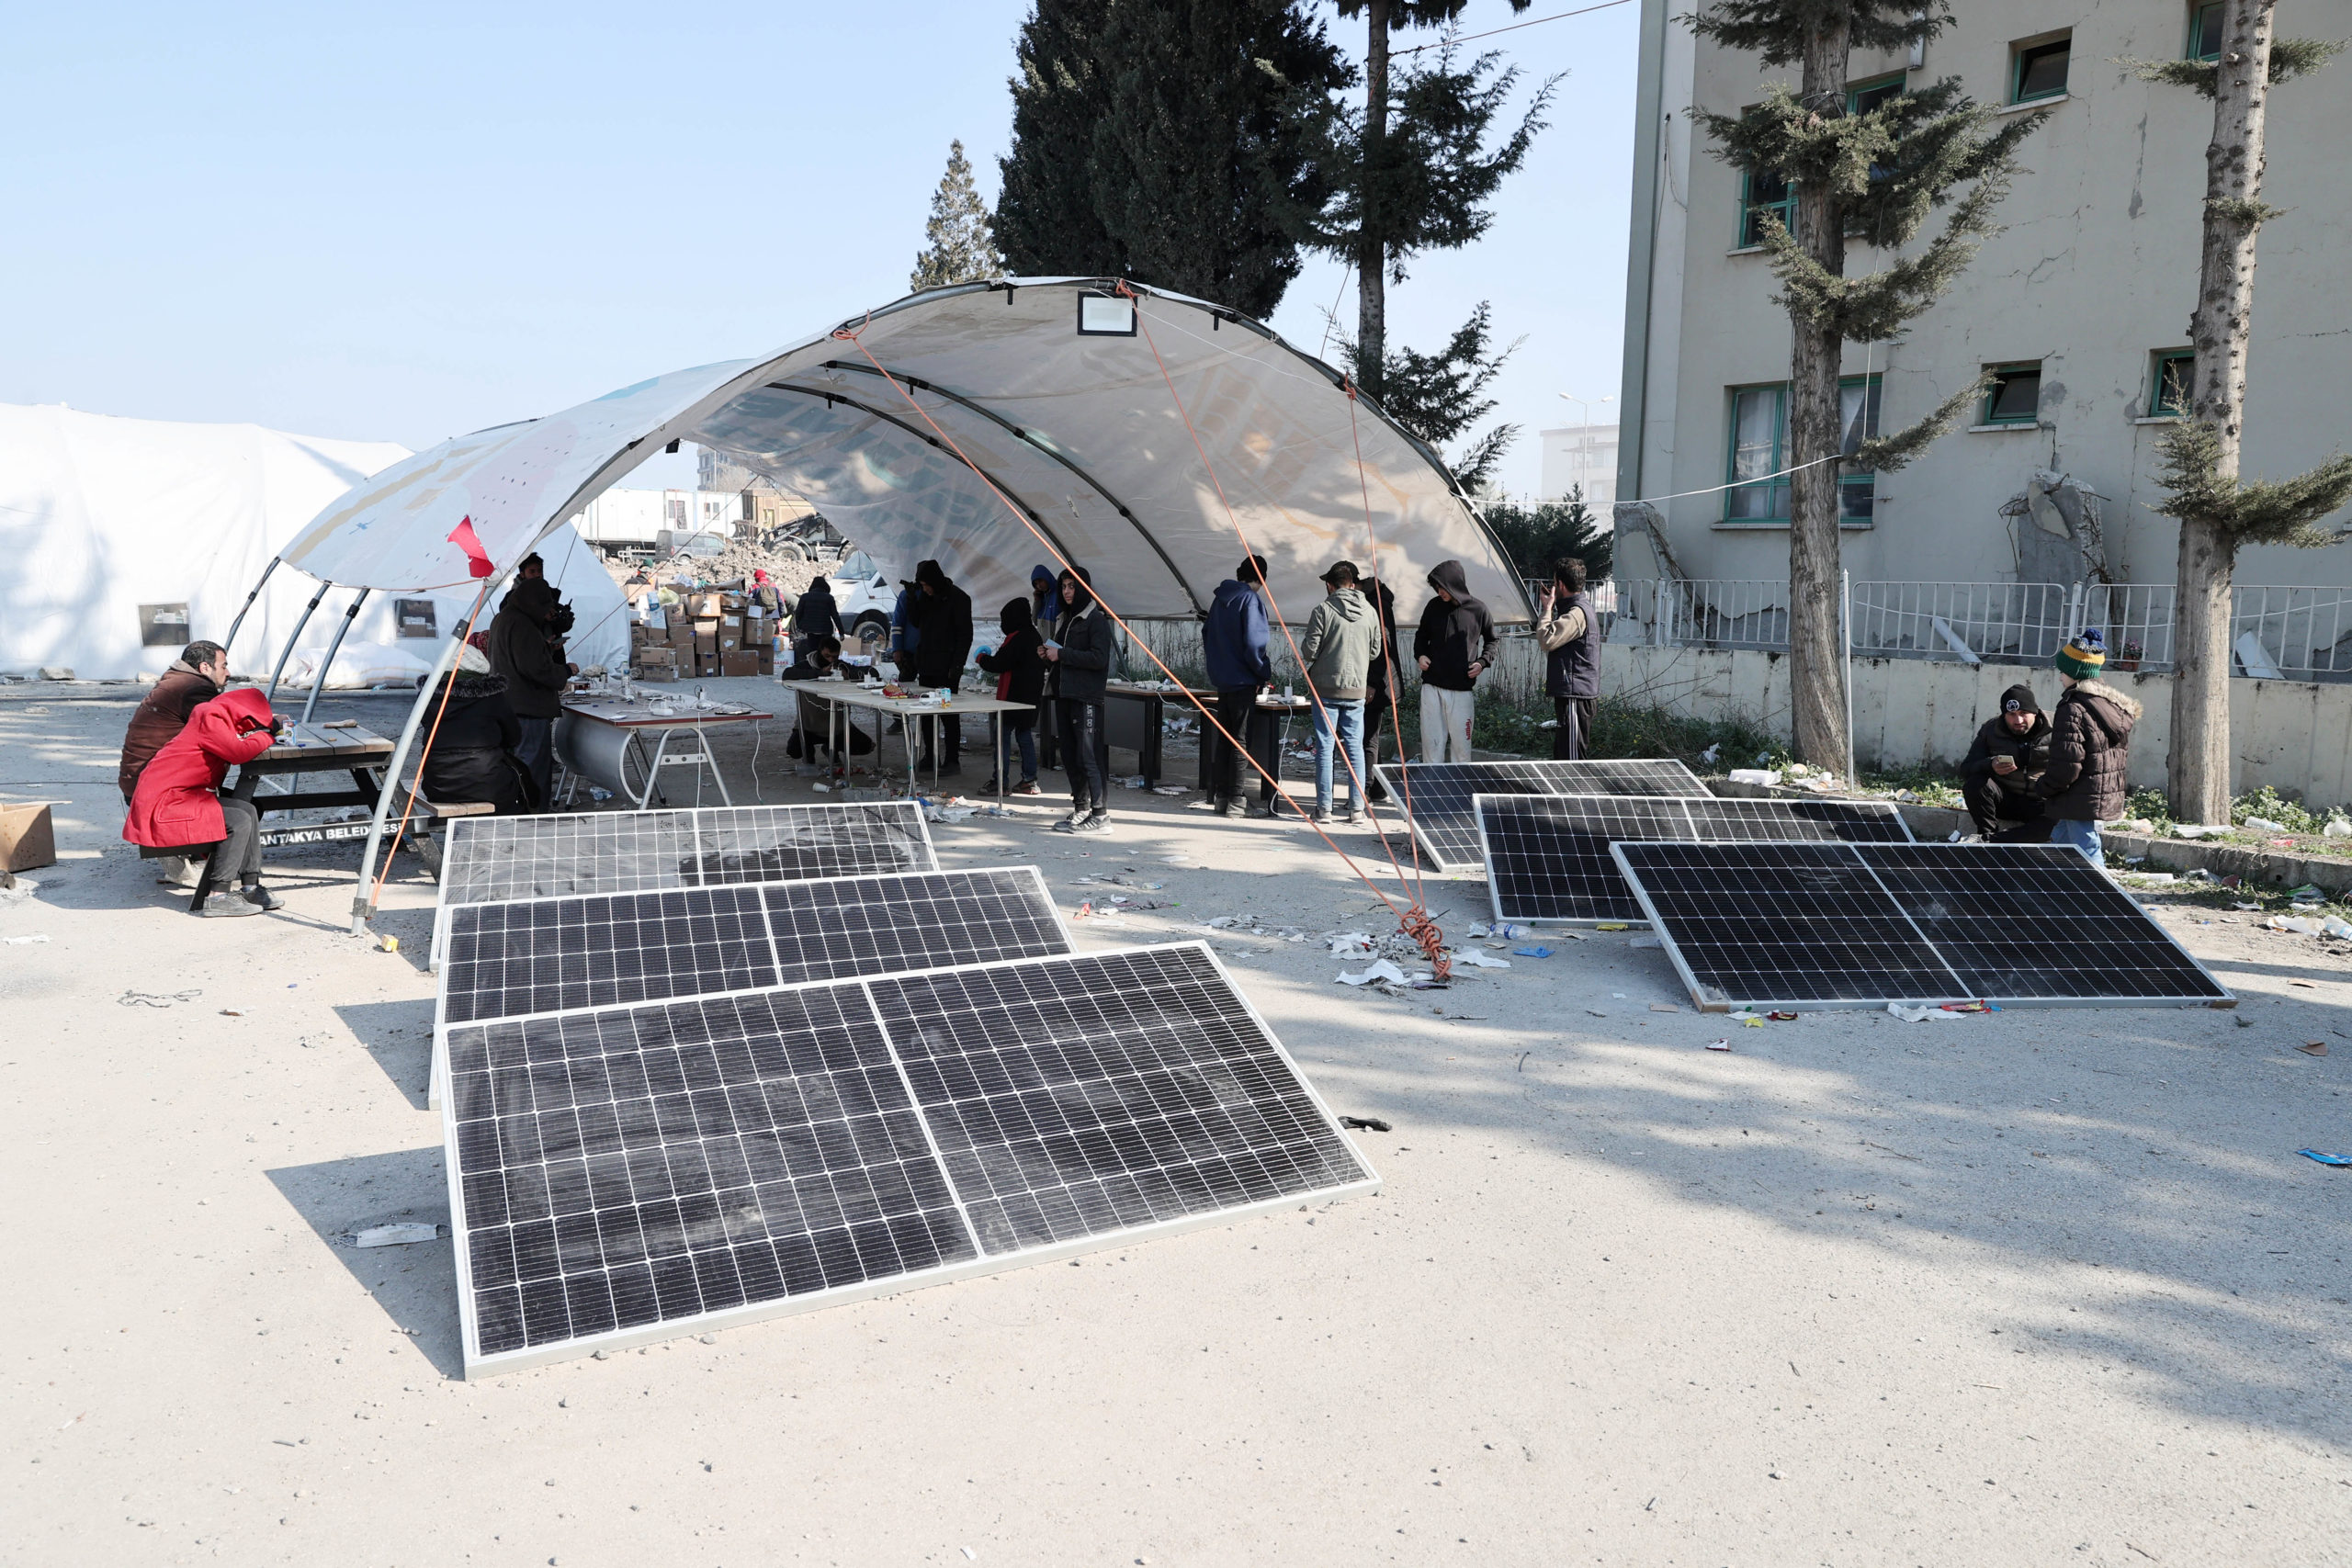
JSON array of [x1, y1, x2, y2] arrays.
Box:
[[334, 998, 435, 1110], [266, 1146, 462, 1379]]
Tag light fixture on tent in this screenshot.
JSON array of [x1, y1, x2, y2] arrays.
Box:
[[664, 439, 680, 453], [1076, 293, 1136, 337]]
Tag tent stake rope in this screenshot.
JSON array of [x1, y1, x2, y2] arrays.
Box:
[[832, 301, 1450, 981]]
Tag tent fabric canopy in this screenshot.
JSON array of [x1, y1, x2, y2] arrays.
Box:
[[289, 279, 1532, 628]]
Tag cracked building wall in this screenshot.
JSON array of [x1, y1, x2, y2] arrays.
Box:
[[1617, 0, 2352, 594]]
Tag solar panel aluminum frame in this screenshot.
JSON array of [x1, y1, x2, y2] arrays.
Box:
[[426, 863, 1072, 1109], [1474, 794, 1914, 927], [1370, 759, 1709, 874], [1609, 840, 2237, 1013], [429, 802, 941, 972], [442, 941, 1383, 1378]]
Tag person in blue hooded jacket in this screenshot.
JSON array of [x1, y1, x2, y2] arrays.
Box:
[[1028, 564, 1060, 641], [1202, 555, 1279, 817]]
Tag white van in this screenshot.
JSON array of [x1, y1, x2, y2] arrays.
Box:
[[828, 551, 899, 644]]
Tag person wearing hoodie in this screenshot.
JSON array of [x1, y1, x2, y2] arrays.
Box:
[[123, 685, 285, 917], [1536, 556, 1600, 760], [1203, 555, 1276, 817], [977, 598, 1047, 795], [1296, 560, 1384, 824], [488, 576, 571, 807], [1044, 566, 1115, 832], [1959, 684, 2054, 840], [1360, 571, 1403, 802], [2031, 630, 2142, 865], [419, 642, 537, 814], [792, 574, 845, 657], [1028, 564, 1061, 642], [1413, 559, 1492, 763], [910, 559, 975, 773]]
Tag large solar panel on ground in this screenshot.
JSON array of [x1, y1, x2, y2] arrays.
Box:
[[437, 867, 1069, 1026], [1371, 759, 1707, 873], [439, 803, 937, 907], [1477, 794, 1913, 923], [443, 942, 1379, 1375], [1611, 841, 2233, 1010]]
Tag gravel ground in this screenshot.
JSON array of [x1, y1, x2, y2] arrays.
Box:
[[3, 679, 2346, 1566]]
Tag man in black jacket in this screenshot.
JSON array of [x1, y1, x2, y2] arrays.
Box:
[[419, 642, 536, 813], [910, 559, 974, 773], [1044, 567, 1115, 832], [1959, 683, 2053, 840], [487, 577, 570, 807], [1535, 557, 1599, 760], [1413, 559, 1491, 763]]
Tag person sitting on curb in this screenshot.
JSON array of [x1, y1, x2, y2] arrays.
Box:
[[123, 685, 285, 917], [2032, 630, 2140, 866], [1959, 683, 2052, 840]]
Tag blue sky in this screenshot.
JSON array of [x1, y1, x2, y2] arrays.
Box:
[[0, 1, 1640, 501]]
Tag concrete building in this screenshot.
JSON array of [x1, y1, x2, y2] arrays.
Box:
[[1539, 422, 1620, 506], [1613, 0, 2352, 608]]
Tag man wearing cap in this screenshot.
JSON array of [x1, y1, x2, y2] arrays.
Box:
[[1296, 560, 1385, 825], [2032, 629, 2142, 865], [1959, 684, 2053, 840]]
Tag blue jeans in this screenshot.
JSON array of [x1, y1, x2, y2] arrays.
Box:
[[2049, 817, 2101, 865], [1311, 698, 1365, 816]]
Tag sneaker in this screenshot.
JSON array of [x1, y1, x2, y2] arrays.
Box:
[[1074, 810, 1112, 834], [1345, 810, 1368, 827], [243, 886, 282, 911], [1214, 799, 1245, 818], [980, 776, 1001, 794], [1310, 807, 1335, 825], [153, 855, 187, 885], [1012, 780, 1041, 795], [198, 896, 262, 919]]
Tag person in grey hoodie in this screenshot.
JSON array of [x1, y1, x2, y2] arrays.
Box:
[[1296, 560, 1385, 823]]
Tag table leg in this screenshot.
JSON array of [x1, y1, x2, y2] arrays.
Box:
[[700, 725, 732, 807]]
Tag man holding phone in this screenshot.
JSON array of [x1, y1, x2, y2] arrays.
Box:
[[1959, 683, 2053, 840]]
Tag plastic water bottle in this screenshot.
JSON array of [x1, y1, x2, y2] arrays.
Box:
[[1489, 921, 1530, 940]]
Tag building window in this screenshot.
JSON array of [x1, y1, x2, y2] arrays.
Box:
[[2149, 350, 2195, 417], [1846, 73, 1905, 116], [1723, 376, 1882, 524], [1738, 164, 1794, 247], [2188, 3, 2223, 61], [1983, 363, 2043, 425], [2013, 36, 2071, 102]]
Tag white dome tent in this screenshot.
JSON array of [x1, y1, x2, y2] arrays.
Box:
[[288, 277, 1532, 931]]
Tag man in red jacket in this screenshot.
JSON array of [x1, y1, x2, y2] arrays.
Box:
[[123, 686, 285, 917], [119, 640, 228, 885]]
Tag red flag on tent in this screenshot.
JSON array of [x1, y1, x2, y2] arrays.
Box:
[[447, 516, 493, 579]]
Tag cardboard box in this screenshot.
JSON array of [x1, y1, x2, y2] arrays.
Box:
[[636, 665, 678, 683], [694, 632, 718, 655], [667, 623, 695, 649], [717, 632, 741, 653], [635, 647, 677, 668], [719, 650, 762, 677], [0, 802, 57, 872], [689, 592, 726, 617], [720, 592, 748, 612]]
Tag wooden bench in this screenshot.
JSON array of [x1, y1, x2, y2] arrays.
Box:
[[395, 786, 495, 881]]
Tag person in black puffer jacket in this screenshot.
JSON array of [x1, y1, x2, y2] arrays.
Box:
[[976, 598, 1046, 795], [2032, 630, 2141, 866], [420, 642, 537, 813], [1045, 566, 1115, 832], [487, 576, 571, 805], [1959, 682, 2053, 840], [910, 559, 975, 773]]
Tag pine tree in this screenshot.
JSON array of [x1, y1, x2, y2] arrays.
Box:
[[1335, 300, 1521, 491], [1319, 2, 1553, 405], [1481, 486, 1614, 584], [994, 0, 1351, 319], [2118, 1, 2351, 824], [910, 140, 1004, 293], [1689, 1, 2043, 773]]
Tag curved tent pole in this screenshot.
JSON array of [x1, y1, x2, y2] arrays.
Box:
[[817, 360, 1209, 618], [761, 384, 1089, 587], [220, 556, 281, 666], [263, 581, 332, 707], [298, 588, 371, 726], [348, 575, 507, 936]]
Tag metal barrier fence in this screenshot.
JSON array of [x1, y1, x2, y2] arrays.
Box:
[[1615, 578, 2352, 682]]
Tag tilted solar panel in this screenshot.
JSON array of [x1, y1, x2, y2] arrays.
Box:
[[1611, 840, 2233, 1011], [1372, 759, 1706, 873], [1477, 794, 1912, 924], [443, 943, 1378, 1375]]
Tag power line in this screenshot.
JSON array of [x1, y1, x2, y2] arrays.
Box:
[[1395, 0, 1636, 56]]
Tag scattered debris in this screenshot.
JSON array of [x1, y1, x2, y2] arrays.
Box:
[[119, 987, 200, 1008], [1768, 1010, 1799, 1021], [1887, 1003, 1968, 1023], [4, 933, 50, 945], [2299, 1149, 2352, 1167], [1510, 946, 1553, 959], [1595, 922, 1631, 933], [1705, 1039, 1731, 1052], [2243, 816, 2290, 835], [351, 1223, 442, 1248], [1453, 949, 1510, 969], [2298, 1041, 2328, 1056], [1648, 1002, 1679, 1013], [1337, 960, 1408, 987], [1630, 935, 1662, 949], [219, 1009, 244, 1017], [378, 934, 400, 953], [1339, 1116, 1393, 1133]]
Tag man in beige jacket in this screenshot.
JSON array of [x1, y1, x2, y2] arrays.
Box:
[[1535, 557, 1600, 760]]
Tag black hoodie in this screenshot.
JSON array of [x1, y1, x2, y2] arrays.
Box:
[[910, 559, 974, 687], [1049, 567, 1114, 702], [977, 599, 1046, 705], [1412, 560, 1493, 692]]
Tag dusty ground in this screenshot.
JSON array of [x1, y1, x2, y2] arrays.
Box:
[[3, 677, 2347, 1567]]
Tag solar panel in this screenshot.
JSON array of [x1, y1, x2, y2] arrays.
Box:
[[1611, 840, 2234, 1011], [442, 942, 1378, 1375], [1476, 794, 1912, 924], [1372, 759, 1706, 873], [437, 867, 1070, 1028], [432, 803, 939, 969], [438, 803, 937, 906]]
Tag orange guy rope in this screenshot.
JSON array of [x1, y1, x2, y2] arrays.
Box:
[[368, 575, 494, 905]]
